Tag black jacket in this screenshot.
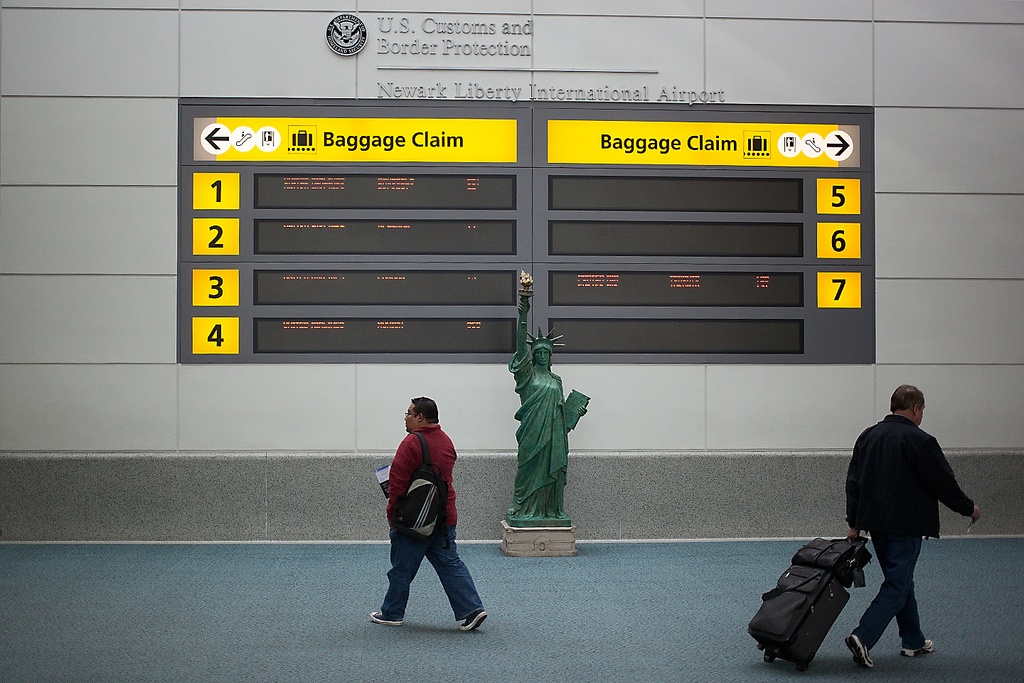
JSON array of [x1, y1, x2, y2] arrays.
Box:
[[846, 414, 974, 538]]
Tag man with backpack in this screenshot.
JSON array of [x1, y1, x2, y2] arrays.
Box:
[[371, 396, 487, 631]]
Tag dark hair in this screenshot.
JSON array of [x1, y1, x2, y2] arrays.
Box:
[[890, 384, 925, 413], [410, 396, 439, 423]]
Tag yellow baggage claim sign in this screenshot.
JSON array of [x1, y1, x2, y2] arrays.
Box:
[[195, 117, 518, 163], [548, 120, 858, 167]]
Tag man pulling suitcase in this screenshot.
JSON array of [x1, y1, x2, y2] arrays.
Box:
[[844, 385, 980, 668]]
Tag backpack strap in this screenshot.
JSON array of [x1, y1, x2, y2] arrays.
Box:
[[413, 431, 431, 467]]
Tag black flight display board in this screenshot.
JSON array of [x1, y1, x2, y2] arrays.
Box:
[[255, 173, 517, 209], [179, 100, 873, 363], [255, 219, 517, 255], [548, 176, 802, 213]]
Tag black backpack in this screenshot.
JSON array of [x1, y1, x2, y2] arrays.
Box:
[[391, 432, 449, 547]]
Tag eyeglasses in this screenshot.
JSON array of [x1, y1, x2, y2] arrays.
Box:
[[405, 411, 415, 417]]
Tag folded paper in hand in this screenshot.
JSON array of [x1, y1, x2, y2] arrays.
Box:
[[375, 465, 390, 498]]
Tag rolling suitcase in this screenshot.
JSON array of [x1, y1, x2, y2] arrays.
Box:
[[748, 538, 870, 671], [748, 564, 850, 671]]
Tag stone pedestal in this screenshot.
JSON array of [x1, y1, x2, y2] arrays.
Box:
[[500, 520, 577, 557]]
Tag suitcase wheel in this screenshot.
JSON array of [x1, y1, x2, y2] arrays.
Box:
[[763, 651, 776, 663]]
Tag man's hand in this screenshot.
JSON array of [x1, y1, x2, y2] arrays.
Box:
[[971, 505, 981, 522], [847, 527, 860, 541]]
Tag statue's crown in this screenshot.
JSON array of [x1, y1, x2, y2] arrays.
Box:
[[526, 328, 564, 348]]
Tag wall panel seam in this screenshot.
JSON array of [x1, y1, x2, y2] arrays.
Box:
[[873, 104, 1024, 112]]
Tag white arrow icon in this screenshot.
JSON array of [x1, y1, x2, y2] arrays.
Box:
[[824, 131, 854, 162], [200, 123, 231, 155]]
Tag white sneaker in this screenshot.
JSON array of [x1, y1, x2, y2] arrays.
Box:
[[900, 639, 934, 657]]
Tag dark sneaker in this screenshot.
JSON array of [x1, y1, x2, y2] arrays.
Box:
[[900, 639, 934, 657], [458, 608, 487, 631], [370, 611, 403, 626], [845, 634, 874, 668]]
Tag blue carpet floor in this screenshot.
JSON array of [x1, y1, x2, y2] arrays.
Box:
[[2, 538, 1022, 682]]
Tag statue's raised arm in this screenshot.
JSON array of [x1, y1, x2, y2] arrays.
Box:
[[515, 271, 533, 362]]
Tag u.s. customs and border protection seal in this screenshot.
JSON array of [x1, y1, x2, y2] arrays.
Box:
[[326, 14, 367, 56]]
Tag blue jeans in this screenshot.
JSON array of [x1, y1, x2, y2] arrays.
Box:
[[380, 525, 484, 621], [852, 532, 926, 651]]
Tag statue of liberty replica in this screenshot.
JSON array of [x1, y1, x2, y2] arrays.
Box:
[[505, 272, 589, 535]]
